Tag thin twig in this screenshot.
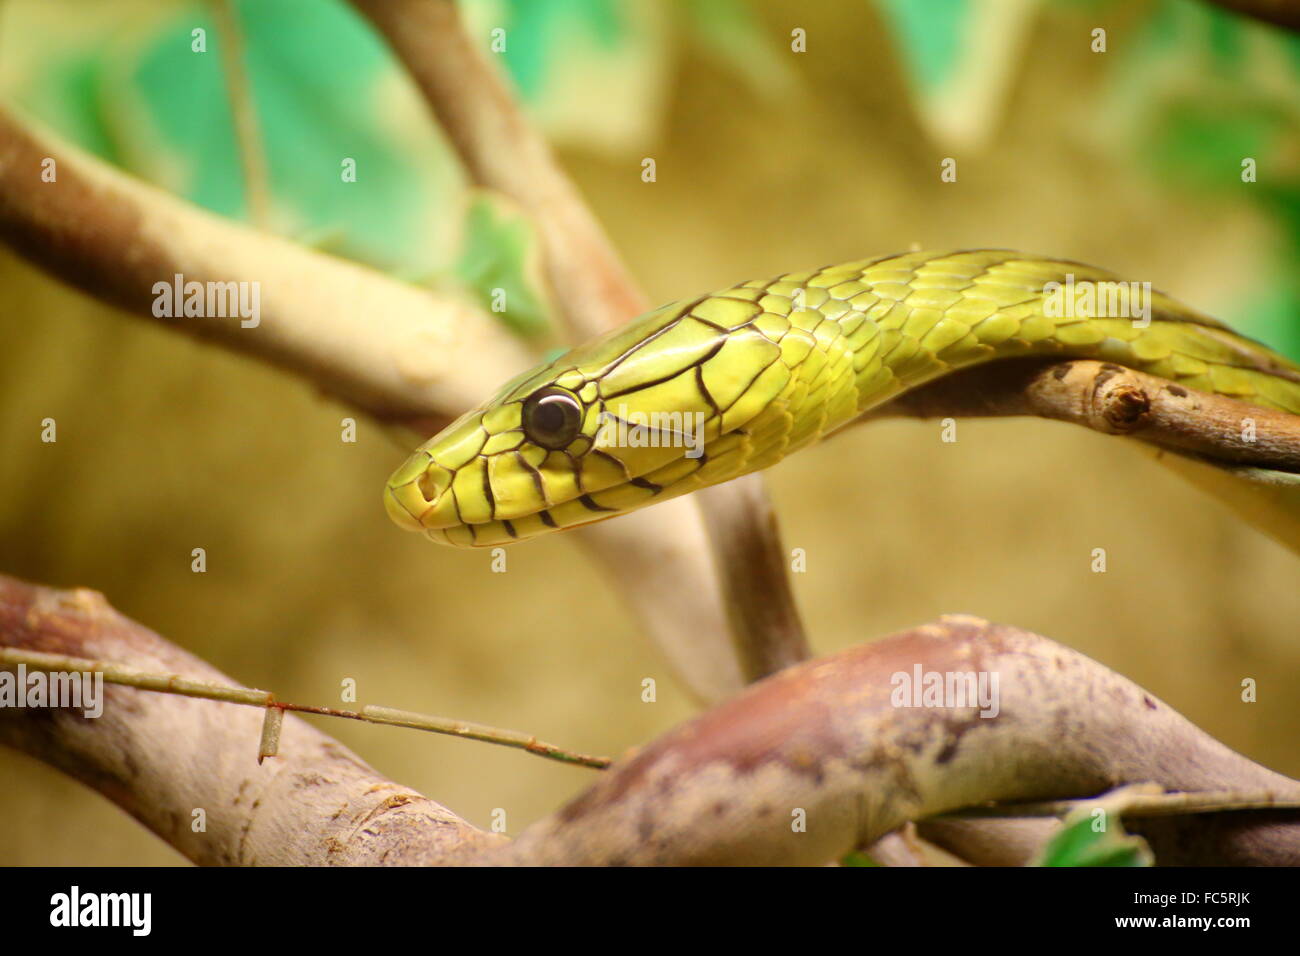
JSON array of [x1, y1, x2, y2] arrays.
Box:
[[209, 0, 274, 230], [0, 575, 500, 865], [938, 787, 1300, 820], [1, 647, 611, 769]]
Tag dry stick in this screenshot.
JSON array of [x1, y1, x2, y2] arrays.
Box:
[[868, 357, 1300, 556], [209, 0, 273, 230], [942, 787, 1300, 820], [868, 357, 1300, 472], [350, 0, 801, 698], [0, 647, 611, 769], [491, 615, 1300, 866], [698, 474, 812, 681], [0, 575, 502, 865], [0, 105, 532, 431]]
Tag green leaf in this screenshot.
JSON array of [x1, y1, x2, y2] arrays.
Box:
[[1034, 815, 1154, 867], [453, 190, 555, 339], [872, 0, 1039, 148], [839, 850, 883, 867], [12, 0, 464, 278]]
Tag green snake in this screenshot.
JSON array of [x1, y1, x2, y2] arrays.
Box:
[[386, 249, 1300, 548]]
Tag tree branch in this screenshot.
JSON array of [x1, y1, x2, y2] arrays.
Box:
[[869, 358, 1300, 473], [6, 575, 1295, 865], [349, 0, 646, 341], [0, 104, 532, 432], [698, 474, 812, 681], [869, 357, 1300, 554], [493, 615, 1300, 865], [0, 574, 502, 865]]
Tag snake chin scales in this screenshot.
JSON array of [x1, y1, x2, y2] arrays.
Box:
[[386, 249, 1300, 548]]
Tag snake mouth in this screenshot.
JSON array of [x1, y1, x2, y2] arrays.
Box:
[[384, 477, 618, 548], [385, 450, 632, 548]]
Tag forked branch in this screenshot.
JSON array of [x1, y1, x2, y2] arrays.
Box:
[[4, 575, 1295, 866]]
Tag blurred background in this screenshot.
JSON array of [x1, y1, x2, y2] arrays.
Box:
[[2, 0, 1299, 865]]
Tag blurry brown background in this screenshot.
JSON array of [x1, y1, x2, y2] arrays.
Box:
[[2, 0, 1298, 864]]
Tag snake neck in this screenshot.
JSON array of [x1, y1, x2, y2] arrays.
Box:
[[720, 250, 1300, 476]]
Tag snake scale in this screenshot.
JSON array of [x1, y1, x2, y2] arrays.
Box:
[[385, 249, 1300, 547]]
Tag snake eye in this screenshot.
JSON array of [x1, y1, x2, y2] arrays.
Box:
[[522, 387, 584, 450]]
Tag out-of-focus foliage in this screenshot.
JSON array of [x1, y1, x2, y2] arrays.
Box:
[[2, 0, 1299, 866], [881, 0, 1300, 357], [14, 0, 1295, 352], [1104, 0, 1300, 359], [1034, 815, 1155, 867], [5, 0, 457, 273], [453, 191, 553, 339], [840, 849, 884, 866]]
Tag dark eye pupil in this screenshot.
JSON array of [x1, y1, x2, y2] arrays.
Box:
[[534, 399, 568, 432], [523, 388, 582, 450]]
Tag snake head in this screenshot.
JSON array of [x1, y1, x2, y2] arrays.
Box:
[[383, 295, 793, 547]]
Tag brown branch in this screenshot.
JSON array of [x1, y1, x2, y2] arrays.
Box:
[[492, 615, 1300, 865], [350, 0, 646, 340], [698, 474, 812, 680], [0, 104, 532, 431], [869, 358, 1300, 473], [868, 358, 1300, 554], [0, 574, 502, 865], [6, 574, 1296, 865], [914, 818, 1061, 867], [1203, 0, 1300, 31]]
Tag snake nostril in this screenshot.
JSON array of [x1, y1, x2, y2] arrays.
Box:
[[417, 467, 447, 503]]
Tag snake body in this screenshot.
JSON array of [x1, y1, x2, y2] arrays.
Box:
[[386, 249, 1300, 547]]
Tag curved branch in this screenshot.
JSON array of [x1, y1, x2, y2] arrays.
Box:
[[0, 105, 532, 431], [870, 357, 1300, 553], [6, 576, 1295, 865], [0, 574, 501, 866], [870, 358, 1300, 473], [349, 0, 647, 340], [494, 616, 1300, 865]]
